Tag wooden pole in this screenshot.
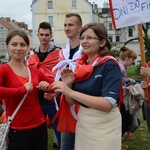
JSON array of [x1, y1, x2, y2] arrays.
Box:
[[138, 24, 148, 99]]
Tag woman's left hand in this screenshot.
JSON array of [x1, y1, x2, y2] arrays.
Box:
[[37, 81, 50, 91]]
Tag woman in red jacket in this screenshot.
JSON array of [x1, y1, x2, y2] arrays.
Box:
[[0, 30, 53, 150]]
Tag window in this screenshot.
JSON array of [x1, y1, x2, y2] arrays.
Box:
[[108, 23, 112, 30], [0, 55, 5, 59], [48, 1, 53, 9], [128, 28, 133, 37], [1, 43, 5, 50], [48, 16, 53, 26], [0, 33, 5, 38], [116, 36, 120, 42], [108, 36, 113, 42], [72, 0, 77, 8]]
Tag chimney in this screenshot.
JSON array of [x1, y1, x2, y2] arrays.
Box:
[[6, 17, 11, 22]]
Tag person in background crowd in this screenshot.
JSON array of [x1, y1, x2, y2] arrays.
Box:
[[52, 22, 122, 150], [119, 46, 137, 150], [51, 13, 83, 150], [140, 62, 150, 133], [27, 22, 61, 150], [0, 30, 54, 150]]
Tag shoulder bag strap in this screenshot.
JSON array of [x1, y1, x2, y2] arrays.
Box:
[[8, 67, 31, 122]]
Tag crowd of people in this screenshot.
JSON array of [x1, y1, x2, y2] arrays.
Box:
[[0, 12, 149, 150]]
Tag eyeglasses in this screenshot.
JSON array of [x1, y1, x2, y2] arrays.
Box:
[[79, 36, 101, 41]]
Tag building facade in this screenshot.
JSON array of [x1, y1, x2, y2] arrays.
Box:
[[31, 0, 100, 47]]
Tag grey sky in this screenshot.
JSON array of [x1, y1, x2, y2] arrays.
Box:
[[0, 0, 105, 29]]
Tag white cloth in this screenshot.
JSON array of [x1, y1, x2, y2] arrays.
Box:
[[52, 41, 82, 81], [52, 41, 82, 111], [75, 106, 121, 150]]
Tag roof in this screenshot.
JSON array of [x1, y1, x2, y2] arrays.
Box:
[[0, 18, 15, 30]]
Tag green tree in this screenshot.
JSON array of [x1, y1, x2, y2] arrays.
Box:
[[111, 43, 120, 59], [142, 23, 150, 62]]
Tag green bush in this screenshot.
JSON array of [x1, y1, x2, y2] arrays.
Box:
[[127, 65, 141, 79]]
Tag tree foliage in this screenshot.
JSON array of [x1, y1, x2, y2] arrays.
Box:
[[142, 23, 150, 62], [111, 43, 120, 59]]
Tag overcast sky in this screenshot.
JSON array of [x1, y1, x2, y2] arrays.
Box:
[[0, 0, 106, 29]]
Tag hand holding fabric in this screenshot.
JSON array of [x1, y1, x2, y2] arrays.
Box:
[[37, 81, 50, 91], [52, 81, 72, 96]]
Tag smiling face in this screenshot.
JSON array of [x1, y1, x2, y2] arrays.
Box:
[[7, 35, 29, 61], [80, 28, 106, 60]]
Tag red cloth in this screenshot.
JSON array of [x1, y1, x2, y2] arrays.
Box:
[[0, 64, 53, 130], [148, 61, 150, 67], [54, 55, 122, 133], [53, 95, 79, 132], [74, 55, 119, 81], [28, 50, 60, 78]]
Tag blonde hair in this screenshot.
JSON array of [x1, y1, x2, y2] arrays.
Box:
[[120, 46, 137, 60]]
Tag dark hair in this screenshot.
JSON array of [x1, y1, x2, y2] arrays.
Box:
[[65, 13, 82, 25], [120, 46, 137, 60], [6, 30, 29, 46], [38, 22, 52, 33], [80, 22, 111, 56]]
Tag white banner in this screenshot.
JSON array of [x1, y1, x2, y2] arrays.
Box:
[[109, 0, 150, 29]]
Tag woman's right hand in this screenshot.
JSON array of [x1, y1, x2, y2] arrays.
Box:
[[24, 82, 33, 92], [52, 81, 72, 96], [61, 68, 74, 86]]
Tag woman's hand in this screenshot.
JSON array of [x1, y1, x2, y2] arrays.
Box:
[[61, 68, 74, 86], [44, 92, 58, 101], [24, 82, 33, 92], [129, 78, 136, 84], [37, 81, 50, 91], [52, 81, 72, 96]]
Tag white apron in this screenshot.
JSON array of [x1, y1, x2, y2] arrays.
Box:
[[75, 106, 121, 150]]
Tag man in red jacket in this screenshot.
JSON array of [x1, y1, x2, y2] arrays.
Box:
[[28, 22, 61, 150]]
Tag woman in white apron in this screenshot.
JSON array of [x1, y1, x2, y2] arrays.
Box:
[[52, 22, 122, 150]]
